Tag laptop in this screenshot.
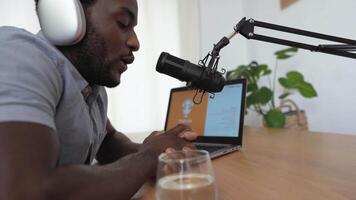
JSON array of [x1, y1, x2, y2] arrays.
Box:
[[164, 79, 247, 158]]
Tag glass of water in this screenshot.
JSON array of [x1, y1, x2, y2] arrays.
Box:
[[156, 150, 218, 200]]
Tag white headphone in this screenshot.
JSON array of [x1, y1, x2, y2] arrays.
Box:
[[37, 0, 86, 46]]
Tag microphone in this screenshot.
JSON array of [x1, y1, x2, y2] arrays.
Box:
[[156, 52, 225, 93]]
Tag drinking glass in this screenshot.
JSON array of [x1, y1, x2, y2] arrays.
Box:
[[156, 150, 218, 200]]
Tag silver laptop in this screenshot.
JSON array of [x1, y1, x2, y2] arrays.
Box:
[[164, 79, 247, 158]]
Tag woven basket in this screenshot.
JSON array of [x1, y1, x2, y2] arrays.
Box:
[[279, 99, 308, 130]]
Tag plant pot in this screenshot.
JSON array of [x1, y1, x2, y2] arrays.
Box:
[[263, 99, 309, 130], [284, 109, 308, 130]]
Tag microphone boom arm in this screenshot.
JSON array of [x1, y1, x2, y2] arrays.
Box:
[[231, 17, 356, 59], [155, 17, 356, 105]]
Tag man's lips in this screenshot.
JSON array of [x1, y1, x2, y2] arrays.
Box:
[[111, 55, 134, 74], [122, 55, 135, 65]]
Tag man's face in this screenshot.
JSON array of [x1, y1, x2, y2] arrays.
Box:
[[76, 0, 140, 87]]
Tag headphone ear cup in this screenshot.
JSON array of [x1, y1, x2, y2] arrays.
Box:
[[38, 0, 86, 46]]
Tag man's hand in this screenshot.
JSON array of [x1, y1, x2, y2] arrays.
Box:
[[140, 124, 198, 156]]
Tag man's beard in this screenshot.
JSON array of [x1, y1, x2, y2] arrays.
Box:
[[74, 21, 120, 88]]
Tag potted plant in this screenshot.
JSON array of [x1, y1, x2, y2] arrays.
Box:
[[226, 47, 317, 128]]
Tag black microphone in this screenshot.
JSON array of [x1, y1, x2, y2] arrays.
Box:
[[156, 52, 225, 93]]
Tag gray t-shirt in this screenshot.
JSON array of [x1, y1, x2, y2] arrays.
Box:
[[0, 27, 108, 165]]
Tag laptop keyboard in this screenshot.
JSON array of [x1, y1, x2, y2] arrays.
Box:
[[195, 144, 226, 154]]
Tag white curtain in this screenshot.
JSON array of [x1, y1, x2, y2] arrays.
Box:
[[106, 0, 201, 135]]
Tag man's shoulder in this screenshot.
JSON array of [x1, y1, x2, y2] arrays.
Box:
[[0, 26, 64, 97], [0, 26, 36, 38], [0, 27, 64, 130], [0, 26, 43, 47], [0, 26, 64, 64]]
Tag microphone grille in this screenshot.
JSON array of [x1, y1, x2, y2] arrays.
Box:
[[156, 52, 185, 75]]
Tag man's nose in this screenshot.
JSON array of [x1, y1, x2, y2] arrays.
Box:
[[127, 30, 140, 52]]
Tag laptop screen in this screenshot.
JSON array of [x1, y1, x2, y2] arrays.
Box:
[[165, 79, 246, 138]]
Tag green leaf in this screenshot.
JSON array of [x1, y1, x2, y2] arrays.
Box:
[[274, 47, 298, 60], [245, 98, 251, 109], [279, 92, 291, 99], [296, 82, 318, 98], [250, 67, 260, 78], [257, 64, 270, 76], [246, 87, 273, 108], [246, 93, 258, 108], [264, 109, 286, 128], [256, 87, 273, 105], [279, 77, 296, 88], [247, 83, 258, 92], [280, 73, 318, 98], [275, 47, 298, 55], [264, 69, 272, 75], [226, 65, 248, 80], [247, 63, 270, 80], [279, 71, 305, 89], [286, 71, 304, 82], [276, 54, 291, 60]]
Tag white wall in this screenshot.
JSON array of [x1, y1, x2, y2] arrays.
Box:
[[107, 0, 200, 134], [0, 0, 39, 32], [199, 0, 356, 135], [199, 0, 249, 72]]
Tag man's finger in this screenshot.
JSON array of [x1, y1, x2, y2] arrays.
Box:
[[168, 124, 192, 135], [165, 147, 176, 153], [178, 131, 198, 141], [184, 142, 197, 150], [182, 147, 200, 159], [182, 146, 195, 152], [152, 130, 165, 136]]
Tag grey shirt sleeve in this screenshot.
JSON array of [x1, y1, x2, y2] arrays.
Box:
[[0, 32, 62, 130]]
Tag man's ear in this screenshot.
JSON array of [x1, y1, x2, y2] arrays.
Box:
[[37, 0, 86, 46]]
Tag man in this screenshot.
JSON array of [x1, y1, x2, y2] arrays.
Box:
[[0, 0, 197, 199]]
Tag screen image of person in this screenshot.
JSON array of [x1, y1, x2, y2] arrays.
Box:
[[166, 83, 243, 137]]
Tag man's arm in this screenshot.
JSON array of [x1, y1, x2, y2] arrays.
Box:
[[0, 122, 195, 200], [96, 119, 141, 164]]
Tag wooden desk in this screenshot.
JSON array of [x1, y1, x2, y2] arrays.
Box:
[[138, 127, 356, 200]]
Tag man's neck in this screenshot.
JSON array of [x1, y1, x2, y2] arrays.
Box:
[[57, 46, 81, 69]]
